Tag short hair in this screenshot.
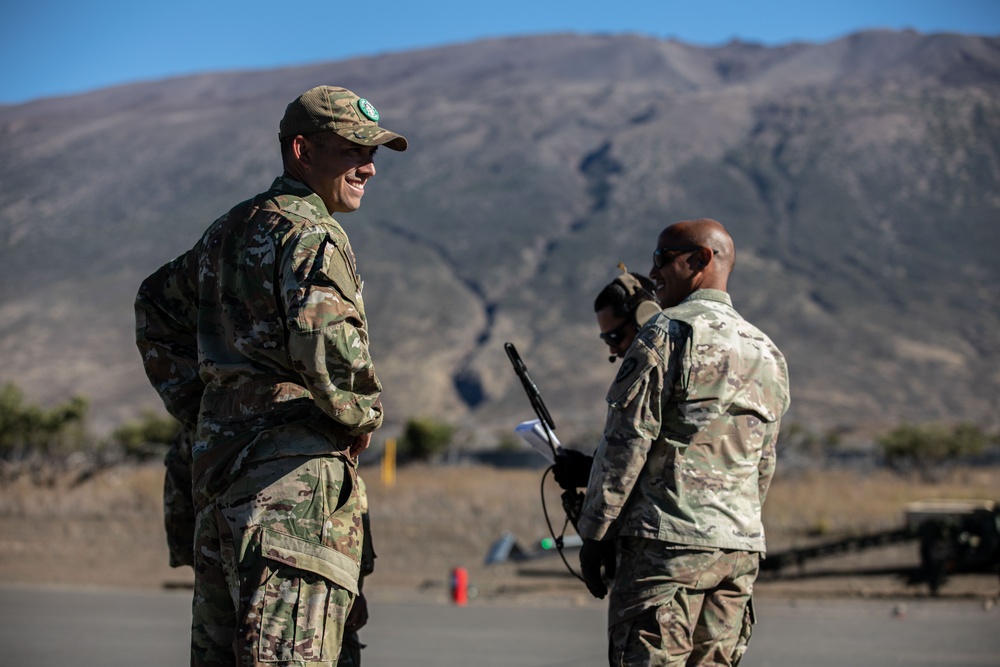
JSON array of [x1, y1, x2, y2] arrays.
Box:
[[593, 273, 656, 319], [279, 132, 333, 169]]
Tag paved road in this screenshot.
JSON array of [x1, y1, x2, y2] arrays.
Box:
[[2, 584, 997, 666]]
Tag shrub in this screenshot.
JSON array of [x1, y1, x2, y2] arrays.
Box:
[[397, 416, 454, 462], [877, 422, 987, 473], [778, 421, 819, 455], [0, 383, 89, 459], [112, 410, 181, 460]]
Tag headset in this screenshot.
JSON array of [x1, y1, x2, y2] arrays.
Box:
[[604, 263, 660, 362]]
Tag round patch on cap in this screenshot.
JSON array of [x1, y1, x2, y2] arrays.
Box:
[[357, 98, 380, 122]]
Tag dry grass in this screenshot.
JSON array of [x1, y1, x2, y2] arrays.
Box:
[[763, 466, 1000, 548], [360, 464, 571, 598], [0, 462, 163, 517], [0, 461, 997, 600]]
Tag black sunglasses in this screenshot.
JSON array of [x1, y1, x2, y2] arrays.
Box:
[[599, 321, 633, 345], [653, 245, 715, 268]]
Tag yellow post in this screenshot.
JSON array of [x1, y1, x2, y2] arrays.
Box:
[[382, 438, 396, 486]]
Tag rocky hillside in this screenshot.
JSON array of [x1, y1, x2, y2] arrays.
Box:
[[1, 30, 998, 444]]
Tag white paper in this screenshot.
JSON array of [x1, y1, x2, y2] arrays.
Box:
[[515, 419, 561, 463]]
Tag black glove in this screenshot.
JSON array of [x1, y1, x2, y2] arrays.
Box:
[[344, 592, 368, 633], [553, 449, 594, 490], [579, 538, 616, 599], [560, 489, 584, 528]]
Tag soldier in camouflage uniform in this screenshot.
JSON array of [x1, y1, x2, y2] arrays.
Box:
[[554, 269, 660, 490], [135, 85, 406, 667], [595, 269, 660, 363], [575, 219, 790, 666]]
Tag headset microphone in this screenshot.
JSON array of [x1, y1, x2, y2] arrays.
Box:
[[608, 355, 617, 363]]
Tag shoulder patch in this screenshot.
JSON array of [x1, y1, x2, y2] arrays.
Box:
[[615, 357, 638, 384]]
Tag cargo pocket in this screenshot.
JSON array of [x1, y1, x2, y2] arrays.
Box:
[[255, 528, 361, 663]]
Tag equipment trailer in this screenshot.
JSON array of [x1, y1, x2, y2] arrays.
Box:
[[761, 499, 1000, 595]]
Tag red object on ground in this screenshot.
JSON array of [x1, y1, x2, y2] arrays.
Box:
[[451, 567, 468, 605]]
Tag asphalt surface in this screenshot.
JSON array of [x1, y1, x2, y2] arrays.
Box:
[[2, 584, 997, 666]]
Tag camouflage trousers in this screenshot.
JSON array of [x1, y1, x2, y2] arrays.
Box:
[[191, 455, 363, 667], [607, 538, 758, 667]]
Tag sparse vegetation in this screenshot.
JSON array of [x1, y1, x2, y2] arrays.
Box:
[[3, 379, 997, 479], [397, 416, 455, 462], [495, 433, 523, 452], [0, 383, 89, 460], [1, 456, 997, 597], [0, 383, 179, 470], [112, 410, 181, 460], [877, 422, 989, 475], [763, 465, 999, 548]]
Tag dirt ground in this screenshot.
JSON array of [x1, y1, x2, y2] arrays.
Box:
[[1, 461, 997, 605]]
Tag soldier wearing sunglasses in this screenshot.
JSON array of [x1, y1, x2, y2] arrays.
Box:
[[575, 219, 790, 667], [553, 269, 662, 492], [595, 268, 661, 364]]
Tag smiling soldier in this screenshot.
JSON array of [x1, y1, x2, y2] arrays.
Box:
[[135, 86, 407, 667]]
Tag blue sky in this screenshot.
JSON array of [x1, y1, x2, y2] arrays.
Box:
[[2, 0, 998, 104]]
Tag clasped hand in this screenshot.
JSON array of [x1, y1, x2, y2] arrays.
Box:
[[579, 538, 616, 599]]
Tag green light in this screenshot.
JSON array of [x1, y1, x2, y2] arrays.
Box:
[[540, 537, 555, 550]]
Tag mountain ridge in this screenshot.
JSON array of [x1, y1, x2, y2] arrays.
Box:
[[1, 29, 998, 445]]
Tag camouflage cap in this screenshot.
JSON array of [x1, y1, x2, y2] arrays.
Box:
[[278, 85, 408, 151]]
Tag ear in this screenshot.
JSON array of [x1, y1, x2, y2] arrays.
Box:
[[693, 246, 714, 270], [291, 135, 313, 166]]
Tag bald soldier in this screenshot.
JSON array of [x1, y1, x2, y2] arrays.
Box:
[[136, 86, 406, 667], [575, 219, 790, 666]]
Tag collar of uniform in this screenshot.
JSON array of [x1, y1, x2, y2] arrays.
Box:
[[270, 175, 315, 196], [269, 174, 332, 210], [680, 288, 732, 307]]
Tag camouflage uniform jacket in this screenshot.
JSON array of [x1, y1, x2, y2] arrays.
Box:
[[577, 289, 790, 552], [135, 176, 383, 507]]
